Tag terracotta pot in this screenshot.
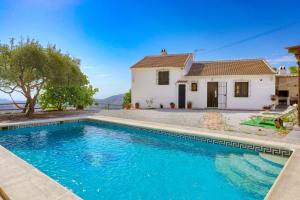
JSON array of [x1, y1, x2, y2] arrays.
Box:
[[170, 103, 175, 109], [125, 104, 131, 110]]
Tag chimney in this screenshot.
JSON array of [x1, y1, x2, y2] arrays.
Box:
[[277, 66, 287, 74], [160, 49, 167, 56]]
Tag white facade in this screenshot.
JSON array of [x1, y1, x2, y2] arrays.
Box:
[[131, 67, 184, 108], [131, 59, 276, 110], [184, 75, 275, 110]]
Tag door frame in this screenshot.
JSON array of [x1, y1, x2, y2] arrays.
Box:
[[178, 84, 186, 109], [207, 82, 218, 108]]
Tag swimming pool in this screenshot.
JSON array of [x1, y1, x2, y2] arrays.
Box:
[[0, 120, 287, 200]]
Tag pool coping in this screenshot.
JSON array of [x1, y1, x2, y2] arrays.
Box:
[[0, 145, 81, 200], [1, 115, 300, 200]]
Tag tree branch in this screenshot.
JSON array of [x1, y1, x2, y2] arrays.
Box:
[[8, 93, 24, 110]]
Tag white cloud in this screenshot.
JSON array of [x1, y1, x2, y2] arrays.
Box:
[[267, 55, 297, 65]]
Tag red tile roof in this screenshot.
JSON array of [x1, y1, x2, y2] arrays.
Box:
[[186, 59, 275, 76], [131, 54, 192, 69]]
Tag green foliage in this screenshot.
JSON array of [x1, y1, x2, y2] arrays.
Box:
[[281, 115, 294, 123], [122, 90, 131, 108], [0, 38, 87, 116], [70, 84, 99, 109], [39, 87, 70, 111], [289, 66, 298, 74], [39, 84, 99, 110]]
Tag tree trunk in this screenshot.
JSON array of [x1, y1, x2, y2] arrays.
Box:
[[22, 100, 29, 113], [25, 100, 35, 117]]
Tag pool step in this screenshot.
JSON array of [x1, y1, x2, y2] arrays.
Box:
[[243, 154, 282, 176], [215, 153, 282, 197]]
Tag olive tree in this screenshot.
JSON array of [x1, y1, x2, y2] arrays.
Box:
[[39, 84, 99, 110], [0, 38, 86, 116]]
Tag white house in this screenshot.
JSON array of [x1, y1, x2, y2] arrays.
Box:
[[131, 49, 276, 110]]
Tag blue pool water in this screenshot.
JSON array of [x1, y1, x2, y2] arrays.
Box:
[[0, 121, 285, 200]]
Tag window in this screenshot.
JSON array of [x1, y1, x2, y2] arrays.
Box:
[[158, 71, 169, 85], [191, 83, 197, 91], [277, 90, 289, 97], [235, 82, 249, 97]]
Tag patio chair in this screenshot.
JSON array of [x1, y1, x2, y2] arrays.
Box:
[[250, 104, 297, 128], [251, 105, 297, 118]]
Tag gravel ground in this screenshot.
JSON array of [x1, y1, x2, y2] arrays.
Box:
[[97, 109, 284, 137]]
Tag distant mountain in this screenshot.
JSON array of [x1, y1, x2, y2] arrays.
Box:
[[97, 94, 124, 105], [0, 98, 16, 111], [0, 98, 10, 103], [0, 98, 26, 111]]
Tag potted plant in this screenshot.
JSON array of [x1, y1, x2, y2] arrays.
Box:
[[282, 116, 294, 130], [262, 105, 271, 111], [124, 103, 131, 110], [135, 102, 140, 109], [160, 104, 163, 109], [146, 98, 154, 109], [187, 101, 192, 109], [170, 102, 175, 109]]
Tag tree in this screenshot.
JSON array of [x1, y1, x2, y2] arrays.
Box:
[[39, 84, 98, 110], [39, 86, 70, 111], [122, 90, 131, 108], [289, 66, 298, 74], [0, 38, 86, 116], [69, 84, 99, 109]]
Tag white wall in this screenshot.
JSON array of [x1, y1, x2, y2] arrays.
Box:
[[132, 67, 276, 110], [185, 75, 276, 110], [131, 67, 184, 108]]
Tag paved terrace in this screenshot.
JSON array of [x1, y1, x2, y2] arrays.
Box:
[[97, 109, 288, 139]]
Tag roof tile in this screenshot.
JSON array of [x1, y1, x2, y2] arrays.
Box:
[[131, 54, 191, 69], [186, 60, 275, 76]]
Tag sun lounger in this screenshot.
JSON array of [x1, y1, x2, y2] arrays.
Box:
[[259, 105, 296, 116], [249, 105, 297, 128], [252, 105, 297, 119]]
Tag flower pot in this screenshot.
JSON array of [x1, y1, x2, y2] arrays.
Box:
[[170, 103, 175, 109], [283, 122, 293, 130], [124, 104, 131, 110], [270, 95, 277, 101]]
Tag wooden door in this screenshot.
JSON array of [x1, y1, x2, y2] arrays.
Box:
[[178, 84, 186, 108], [207, 82, 218, 108]]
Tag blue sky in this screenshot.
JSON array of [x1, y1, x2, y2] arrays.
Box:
[[0, 0, 300, 100]]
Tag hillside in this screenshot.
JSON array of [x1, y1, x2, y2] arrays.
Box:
[[97, 94, 124, 105]]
